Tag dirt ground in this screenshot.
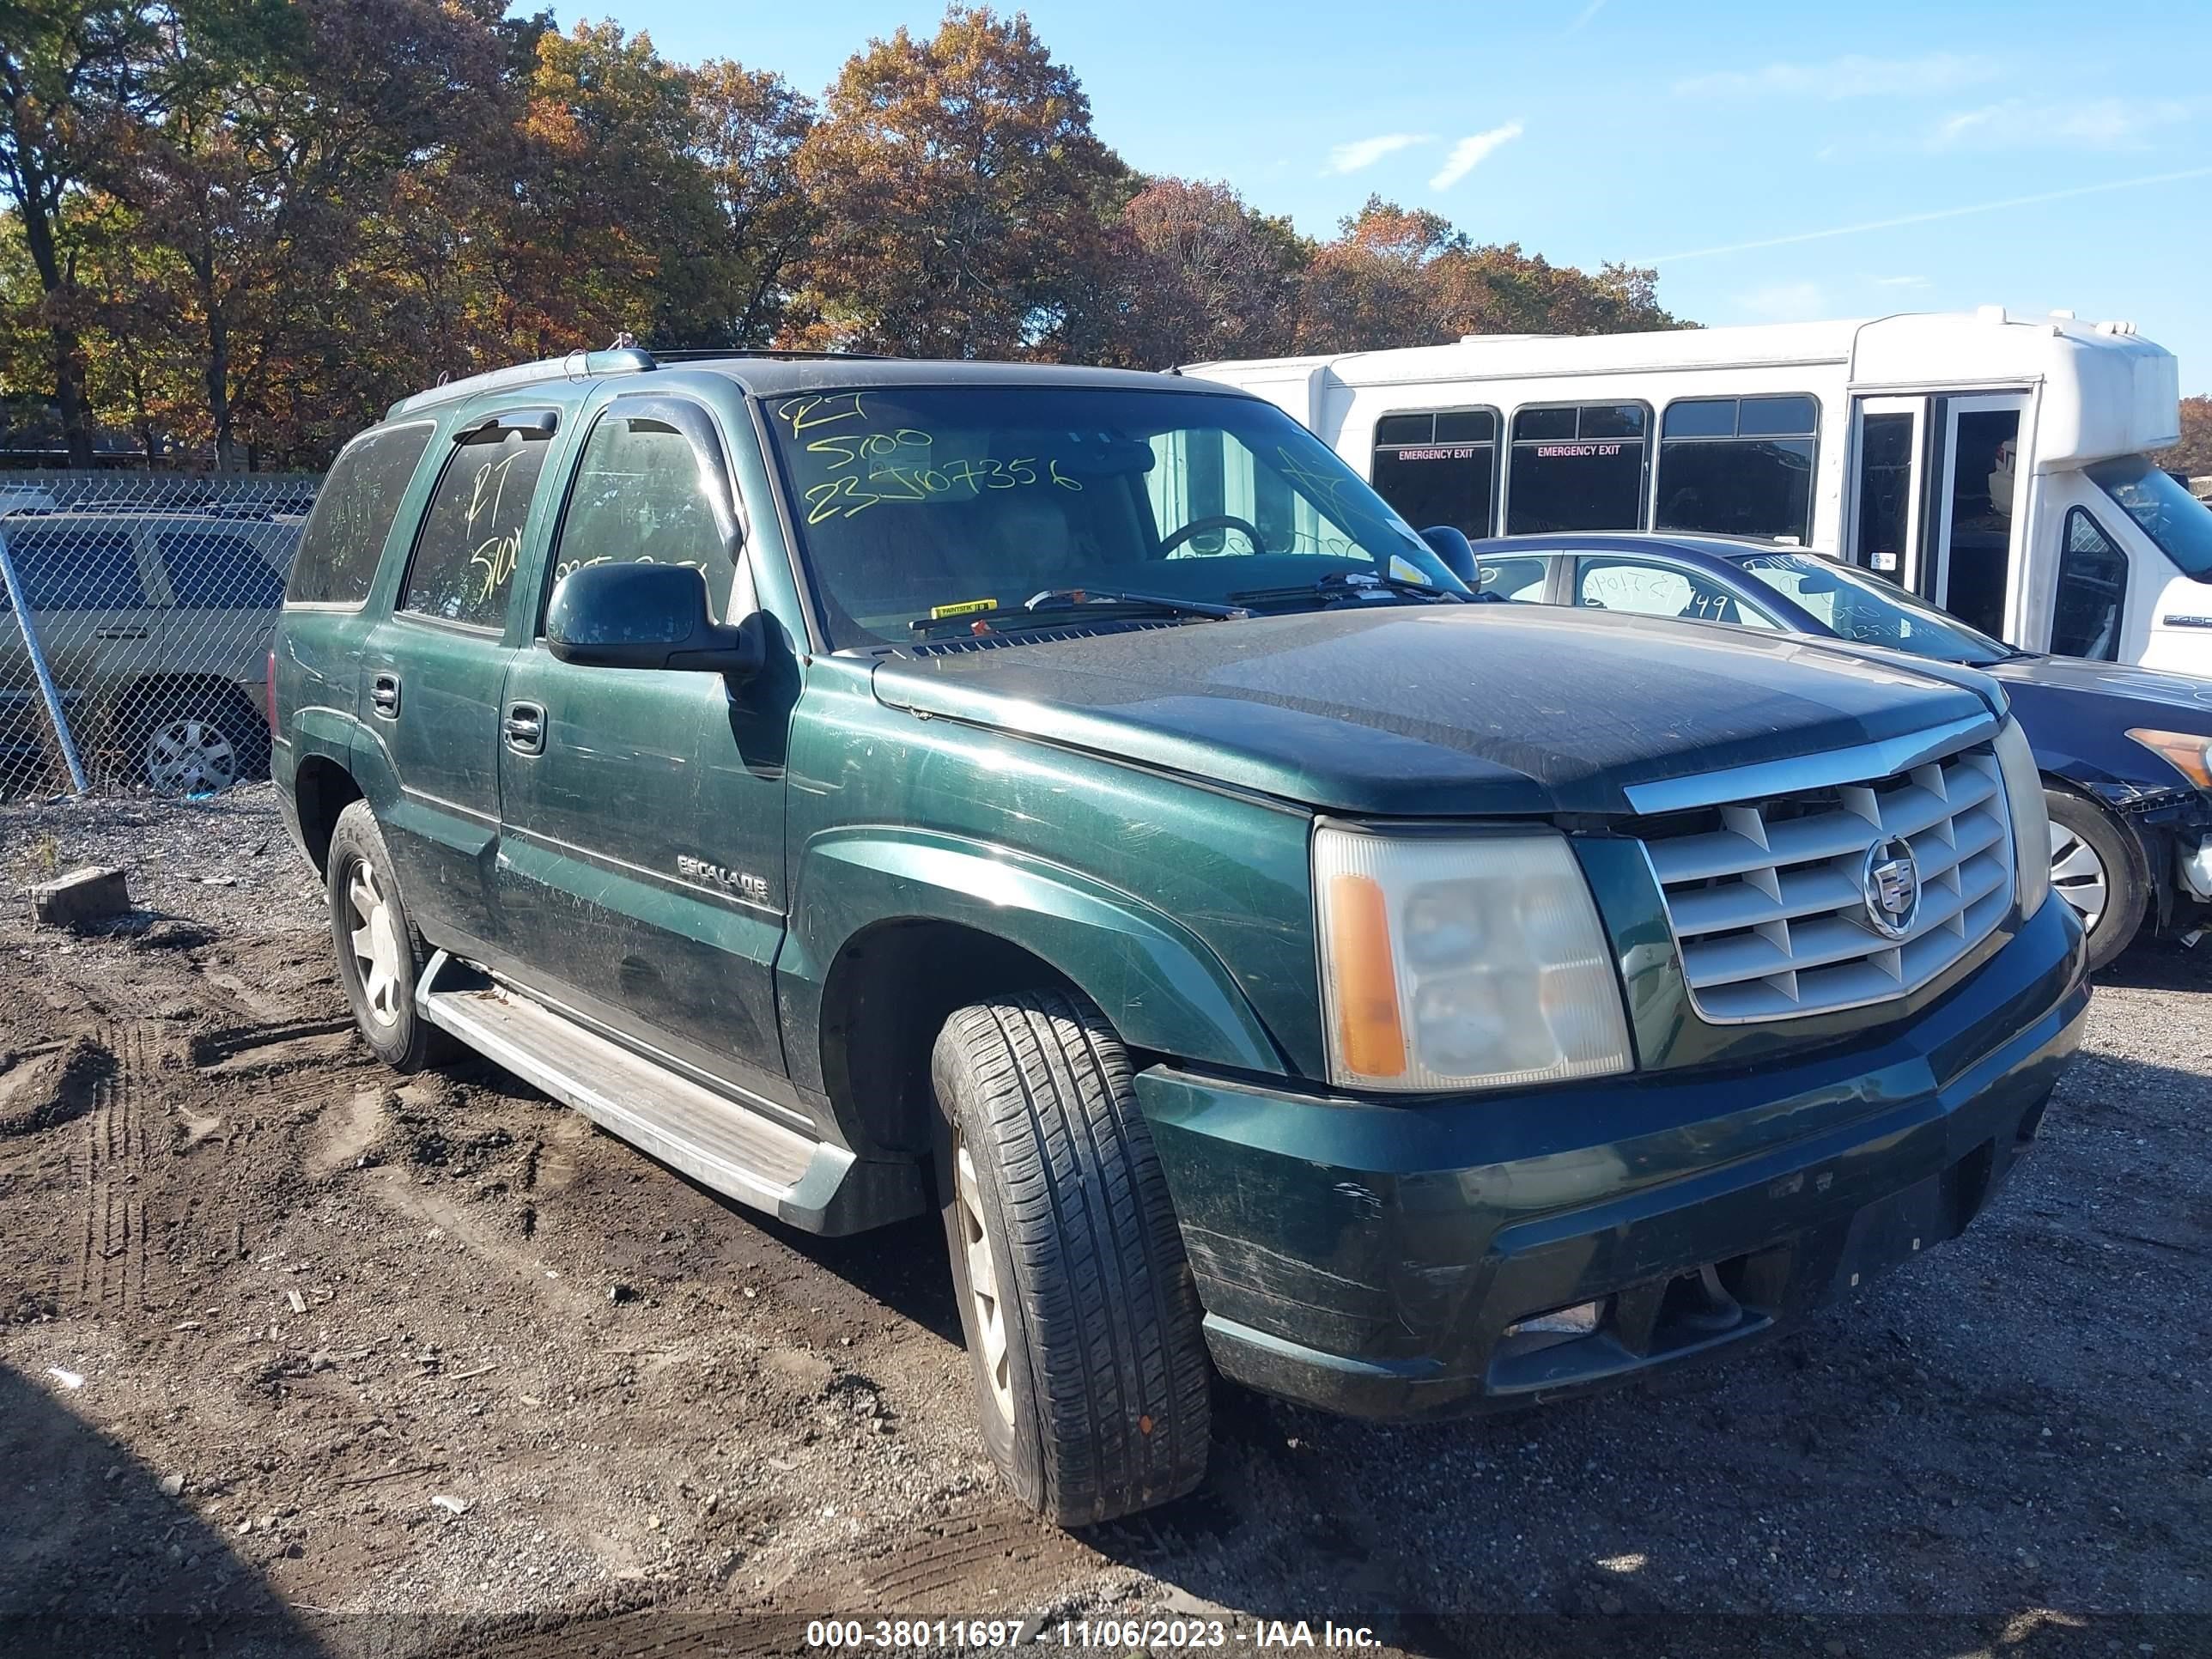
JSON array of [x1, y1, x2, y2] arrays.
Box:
[[2, 785, 2208, 1659]]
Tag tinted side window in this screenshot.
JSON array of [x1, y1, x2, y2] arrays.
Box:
[[400, 421, 557, 629], [1656, 396, 1820, 543], [1506, 404, 1650, 534], [551, 404, 738, 619], [287, 422, 434, 605], [2051, 508, 2127, 661], [0, 529, 145, 610], [1370, 407, 1498, 539], [161, 531, 289, 610]]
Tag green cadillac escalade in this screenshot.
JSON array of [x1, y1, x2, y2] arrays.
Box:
[[272, 348, 2088, 1526]]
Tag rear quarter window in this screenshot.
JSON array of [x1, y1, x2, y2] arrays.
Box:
[[287, 421, 435, 606], [161, 529, 291, 610]]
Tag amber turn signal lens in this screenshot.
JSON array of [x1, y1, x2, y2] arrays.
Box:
[[2127, 727, 2212, 790], [1327, 872, 1407, 1079]]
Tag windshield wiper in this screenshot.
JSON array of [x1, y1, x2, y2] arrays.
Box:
[[908, 587, 1247, 639], [1229, 569, 1468, 607]]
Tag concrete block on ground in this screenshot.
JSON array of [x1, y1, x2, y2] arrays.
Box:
[[29, 866, 131, 929]]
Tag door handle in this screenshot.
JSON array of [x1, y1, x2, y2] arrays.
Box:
[[94, 625, 149, 641], [369, 672, 401, 717], [502, 702, 545, 756]]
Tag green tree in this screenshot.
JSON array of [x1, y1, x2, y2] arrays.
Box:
[[789, 6, 1131, 357]]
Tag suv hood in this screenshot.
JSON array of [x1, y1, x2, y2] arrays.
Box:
[[872, 605, 2002, 817]]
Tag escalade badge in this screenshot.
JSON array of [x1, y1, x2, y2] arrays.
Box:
[[1860, 836, 1920, 940]]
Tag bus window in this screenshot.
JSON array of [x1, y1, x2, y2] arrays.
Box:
[[1655, 395, 1818, 542], [1853, 412, 1917, 579], [1505, 404, 1649, 534], [2051, 508, 2128, 660], [1369, 409, 1498, 538]]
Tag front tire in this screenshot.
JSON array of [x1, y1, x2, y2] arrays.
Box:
[[930, 989, 1212, 1526], [2045, 787, 2147, 972], [326, 802, 452, 1072]]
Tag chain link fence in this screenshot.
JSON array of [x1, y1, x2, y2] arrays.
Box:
[[1, 471, 320, 800]]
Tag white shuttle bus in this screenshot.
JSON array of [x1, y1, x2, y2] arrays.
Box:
[[1187, 308, 2212, 675]]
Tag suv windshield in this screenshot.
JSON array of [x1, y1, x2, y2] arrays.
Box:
[[2087, 454, 2212, 580], [761, 385, 1462, 648], [1736, 552, 2009, 665]]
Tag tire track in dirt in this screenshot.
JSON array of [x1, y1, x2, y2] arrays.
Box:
[[75, 1020, 161, 1316]]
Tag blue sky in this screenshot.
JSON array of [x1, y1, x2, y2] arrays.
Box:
[[550, 0, 2212, 391]]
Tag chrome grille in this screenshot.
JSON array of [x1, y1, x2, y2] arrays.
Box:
[[1640, 740, 2014, 1022]]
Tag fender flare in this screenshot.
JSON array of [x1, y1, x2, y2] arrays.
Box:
[[778, 826, 1290, 1091]]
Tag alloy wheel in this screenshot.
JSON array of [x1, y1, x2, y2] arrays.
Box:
[[951, 1128, 1015, 1430], [143, 718, 237, 796], [2048, 820, 2109, 935], [344, 858, 406, 1028]]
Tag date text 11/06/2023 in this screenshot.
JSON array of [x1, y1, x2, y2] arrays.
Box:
[[804, 1620, 1384, 1650]]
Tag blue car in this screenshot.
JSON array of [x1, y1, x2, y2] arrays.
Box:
[[1465, 532, 2212, 969]]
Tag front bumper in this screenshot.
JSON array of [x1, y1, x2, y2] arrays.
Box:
[[1138, 895, 2088, 1420], [2124, 787, 2212, 930]]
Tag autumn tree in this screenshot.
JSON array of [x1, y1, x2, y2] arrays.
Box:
[[1114, 178, 1308, 365], [0, 0, 161, 465], [100, 0, 507, 465], [1295, 197, 1681, 354], [496, 21, 716, 356], [789, 6, 1131, 357], [2154, 394, 2212, 479], [662, 59, 815, 348]]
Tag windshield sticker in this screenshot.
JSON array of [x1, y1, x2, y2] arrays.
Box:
[[928, 597, 999, 620]]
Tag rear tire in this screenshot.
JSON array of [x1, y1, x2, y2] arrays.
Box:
[[930, 988, 1212, 1526], [2045, 787, 2147, 972], [326, 801, 453, 1073]]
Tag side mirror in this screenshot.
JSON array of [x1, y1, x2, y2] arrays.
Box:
[[1419, 525, 1480, 586], [545, 561, 762, 678]]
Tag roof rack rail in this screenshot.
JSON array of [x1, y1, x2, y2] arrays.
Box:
[[644, 346, 893, 363], [385, 346, 659, 421]]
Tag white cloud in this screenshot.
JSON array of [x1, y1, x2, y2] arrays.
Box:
[[1430, 122, 1524, 191], [1567, 0, 1607, 31], [1871, 275, 1931, 289], [1675, 52, 1999, 101], [1322, 132, 1433, 176], [1733, 281, 1828, 321], [1929, 95, 2206, 151]]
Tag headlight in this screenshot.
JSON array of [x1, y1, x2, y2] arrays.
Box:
[[1992, 718, 2050, 921], [2126, 726, 2212, 791], [1314, 824, 1632, 1092]]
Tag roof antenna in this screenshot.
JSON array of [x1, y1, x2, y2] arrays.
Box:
[[608, 331, 637, 351]]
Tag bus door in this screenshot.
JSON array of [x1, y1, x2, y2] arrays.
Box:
[[1926, 392, 2029, 643], [1848, 392, 2030, 645]]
